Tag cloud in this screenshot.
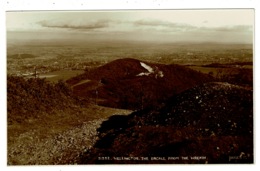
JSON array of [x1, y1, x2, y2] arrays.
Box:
[[38, 19, 110, 31], [35, 18, 253, 44], [133, 19, 197, 32], [214, 25, 253, 32], [38, 18, 253, 37], [133, 19, 252, 34]]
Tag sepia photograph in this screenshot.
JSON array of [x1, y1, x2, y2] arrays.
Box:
[[6, 9, 254, 165]]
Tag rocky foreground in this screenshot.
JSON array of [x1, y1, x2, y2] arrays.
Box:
[[8, 106, 132, 165], [8, 119, 103, 165], [7, 74, 253, 164]]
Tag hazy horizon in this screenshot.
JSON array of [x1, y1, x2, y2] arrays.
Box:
[[6, 10, 254, 44]]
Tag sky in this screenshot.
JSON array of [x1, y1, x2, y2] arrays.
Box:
[[6, 9, 254, 43]]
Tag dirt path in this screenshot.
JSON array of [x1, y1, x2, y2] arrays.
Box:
[[71, 79, 91, 88], [8, 105, 132, 165]]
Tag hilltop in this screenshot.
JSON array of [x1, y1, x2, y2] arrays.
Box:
[[67, 58, 214, 110], [78, 82, 253, 164], [7, 58, 253, 164]]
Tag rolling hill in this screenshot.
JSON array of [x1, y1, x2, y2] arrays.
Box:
[[67, 58, 214, 110]]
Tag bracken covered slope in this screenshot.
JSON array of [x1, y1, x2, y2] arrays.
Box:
[[7, 76, 81, 124], [78, 82, 253, 164]]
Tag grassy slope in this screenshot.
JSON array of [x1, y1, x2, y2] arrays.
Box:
[[188, 64, 253, 87], [40, 70, 85, 82], [7, 75, 132, 164]]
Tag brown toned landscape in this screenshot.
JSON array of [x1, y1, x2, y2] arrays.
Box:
[[7, 10, 253, 164]]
